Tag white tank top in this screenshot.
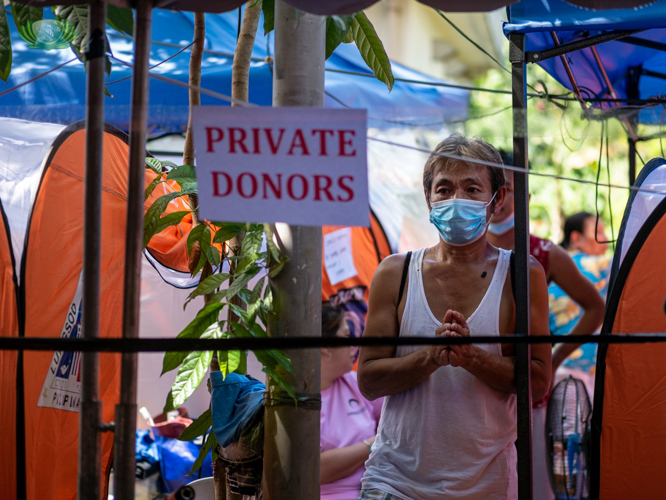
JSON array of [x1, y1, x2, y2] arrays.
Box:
[[362, 247, 517, 500]]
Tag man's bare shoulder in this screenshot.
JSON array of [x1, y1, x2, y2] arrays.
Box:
[[372, 253, 410, 287]]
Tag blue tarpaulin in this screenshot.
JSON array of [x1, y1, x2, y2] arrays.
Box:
[[0, 9, 468, 134], [504, 0, 666, 124]]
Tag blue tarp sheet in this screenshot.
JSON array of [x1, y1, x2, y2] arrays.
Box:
[[504, 0, 666, 124], [0, 9, 468, 134]]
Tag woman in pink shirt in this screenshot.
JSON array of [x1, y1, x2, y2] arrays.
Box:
[[320, 303, 383, 500]]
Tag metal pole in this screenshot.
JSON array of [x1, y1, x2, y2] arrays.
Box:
[[263, 2, 325, 499], [114, 2, 152, 499], [627, 66, 641, 186], [510, 32, 533, 500], [78, 2, 106, 499]]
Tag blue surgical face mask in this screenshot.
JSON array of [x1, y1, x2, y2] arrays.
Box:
[[429, 193, 496, 246], [488, 211, 514, 236]]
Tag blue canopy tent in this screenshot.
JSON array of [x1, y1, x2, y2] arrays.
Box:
[[504, 2, 666, 499], [505, 0, 666, 183], [0, 9, 468, 134]]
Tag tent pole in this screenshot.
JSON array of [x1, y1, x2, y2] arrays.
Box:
[[78, 2, 107, 499], [263, 2, 324, 499], [114, 2, 153, 499], [510, 32, 533, 500], [628, 66, 641, 186]]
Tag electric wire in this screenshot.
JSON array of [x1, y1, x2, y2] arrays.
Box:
[[366, 135, 666, 196], [0, 58, 77, 99], [106, 41, 196, 85]]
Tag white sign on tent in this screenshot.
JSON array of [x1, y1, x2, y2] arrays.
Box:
[[193, 106, 369, 227]]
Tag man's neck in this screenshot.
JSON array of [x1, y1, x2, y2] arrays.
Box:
[[431, 236, 493, 264], [486, 227, 515, 252]]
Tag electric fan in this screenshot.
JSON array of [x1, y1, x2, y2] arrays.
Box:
[[545, 376, 592, 500]]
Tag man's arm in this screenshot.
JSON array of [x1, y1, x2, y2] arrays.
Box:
[[357, 255, 450, 401], [548, 246, 605, 374], [442, 258, 552, 400]]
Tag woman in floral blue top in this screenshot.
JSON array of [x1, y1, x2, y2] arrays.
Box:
[[549, 212, 612, 396]]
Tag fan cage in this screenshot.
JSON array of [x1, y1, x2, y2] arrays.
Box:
[[545, 375, 592, 500]]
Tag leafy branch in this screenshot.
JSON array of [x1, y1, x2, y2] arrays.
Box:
[[260, 1, 394, 91], [143, 157, 295, 419]]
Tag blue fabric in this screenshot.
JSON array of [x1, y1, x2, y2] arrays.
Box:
[[548, 252, 611, 373], [0, 9, 468, 133], [504, 0, 666, 124], [211, 371, 265, 448], [157, 435, 213, 492], [135, 429, 213, 492]]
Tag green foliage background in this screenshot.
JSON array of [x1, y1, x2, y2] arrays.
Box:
[[462, 65, 665, 246]]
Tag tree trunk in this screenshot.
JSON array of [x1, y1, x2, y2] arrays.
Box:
[[215, 4, 262, 500]]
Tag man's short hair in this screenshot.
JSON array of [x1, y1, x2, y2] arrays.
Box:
[[423, 134, 505, 201]]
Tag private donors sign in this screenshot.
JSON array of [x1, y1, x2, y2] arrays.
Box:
[[193, 107, 368, 226]]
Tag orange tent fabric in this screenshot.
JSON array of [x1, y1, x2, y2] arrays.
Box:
[[0, 203, 18, 499], [592, 182, 666, 499], [322, 211, 391, 340], [322, 211, 391, 304], [19, 123, 133, 500], [144, 169, 195, 274]]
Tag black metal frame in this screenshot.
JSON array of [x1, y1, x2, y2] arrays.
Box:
[[512, 21, 666, 500]]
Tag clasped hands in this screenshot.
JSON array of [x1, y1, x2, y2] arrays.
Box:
[[428, 309, 478, 369]]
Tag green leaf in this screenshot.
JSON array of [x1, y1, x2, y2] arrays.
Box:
[[161, 303, 224, 375], [106, 5, 133, 36], [156, 210, 190, 233], [178, 408, 211, 441], [144, 173, 163, 201], [241, 229, 263, 261], [10, 3, 42, 33], [187, 430, 217, 476], [227, 266, 261, 300], [213, 224, 243, 244], [326, 15, 354, 59], [143, 189, 195, 249], [219, 349, 244, 376], [263, 224, 281, 263], [166, 164, 197, 188], [145, 157, 163, 174], [268, 255, 289, 279], [54, 5, 89, 61], [205, 245, 220, 268], [187, 224, 206, 253], [263, 283, 274, 312], [0, 5, 12, 83], [171, 350, 213, 407], [262, 0, 274, 35], [247, 277, 265, 326], [188, 272, 231, 301], [190, 226, 212, 277], [351, 12, 394, 91], [342, 29, 353, 44]]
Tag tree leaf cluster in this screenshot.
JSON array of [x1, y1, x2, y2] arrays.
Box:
[[143, 159, 296, 453], [0, 2, 133, 87], [260, 1, 394, 91]]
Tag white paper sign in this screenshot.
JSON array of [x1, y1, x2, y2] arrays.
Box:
[[324, 227, 358, 285], [193, 106, 369, 226]]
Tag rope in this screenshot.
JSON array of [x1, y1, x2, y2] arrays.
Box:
[[2, 334, 666, 352], [0, 58, 78, 99], [107, 41, 196, 85]]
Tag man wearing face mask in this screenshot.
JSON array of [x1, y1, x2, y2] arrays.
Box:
[[357, 134, 551, 500]]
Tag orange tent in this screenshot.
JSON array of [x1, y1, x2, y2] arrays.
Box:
[[0, 201, 18, 499], [591, 158, 666, 500], [322, 212, 391, 338]]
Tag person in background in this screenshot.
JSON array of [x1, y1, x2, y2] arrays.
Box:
[[549, 212, 611, 397], [485, 155, 605, 500], [320, 302, 383, 500]]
